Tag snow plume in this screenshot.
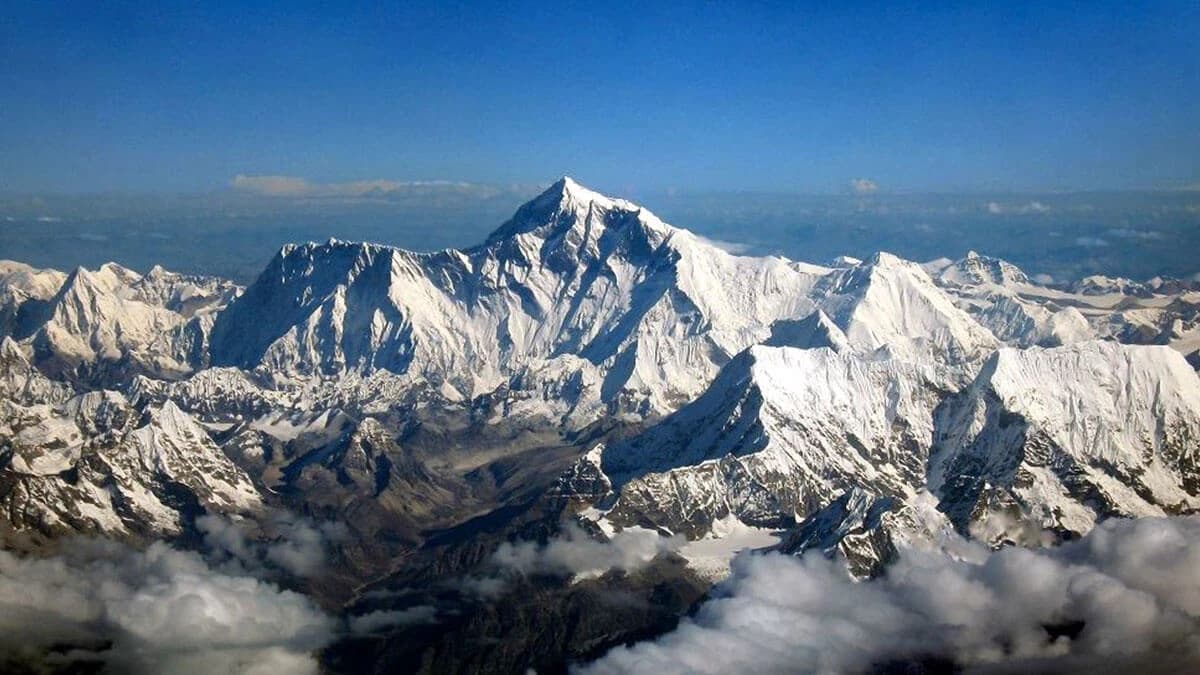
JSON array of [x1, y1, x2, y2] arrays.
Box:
[[0, 539, 335, 674], [693, 234, 753, 255], [460, 525, 681, 597], [583, 516, 1200, 674], [198, 511, 349, 578]]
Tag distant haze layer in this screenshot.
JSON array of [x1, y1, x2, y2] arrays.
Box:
[[2, 185, 1198, 284]]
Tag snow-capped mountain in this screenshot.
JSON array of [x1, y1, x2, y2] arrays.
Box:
[[584, 345, 949, 537], [811, 252, 998, 363], [0, 261, 238, 386], [931, 341, 1200, 542], [1, 389, 260, 547], [567, 339, 1200, 575], [938, 250, 1029, 286], [3, 176, 1200, 598], [210, 177, 831, 413]]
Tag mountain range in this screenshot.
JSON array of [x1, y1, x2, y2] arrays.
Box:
[[2, 178, 1200, 671]]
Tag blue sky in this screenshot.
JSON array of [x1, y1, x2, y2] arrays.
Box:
[[1, 1, 1197, 194]]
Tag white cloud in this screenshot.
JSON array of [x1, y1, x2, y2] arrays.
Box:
[[492, 525, 680, 580], [1033, 273, 1056, 285], [231, 174, 478, 198], [458, 525, 682, 598], [1106, 228, 1163, 241], [986, 201, 1051, 215], [582, 516, 1200, 674], [198, 512, 348, 578], [232, 174, 315, 197], [348, 606, 438, 634], [0, 540, 335, 674], [851, 178, 879, 195], [1075, 236, 1110, 248]]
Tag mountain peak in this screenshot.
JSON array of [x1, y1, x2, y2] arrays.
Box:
[[863, 251, 907, 268], [940, 251, 1029, 286], [485, 176, 670, 246]]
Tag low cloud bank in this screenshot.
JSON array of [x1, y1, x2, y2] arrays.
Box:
[[198, 511, 348, 578], [492, 525, 681, 580], [457, 525, 682, 598], [0, 540, 336, 674], [583, 516, 1200, 674]]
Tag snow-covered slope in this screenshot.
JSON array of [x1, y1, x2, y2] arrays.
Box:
[[578, 346, 949, 536], [0, 337, 73, 405], [565, 338, 1200, 557], [210, 178, 832, 412], [0, 261, 240, 386], [4, 178, 1200, 586], [1, 388, 261, 545], [812, 252, 999, 363], [930, 341, 1200, 542]]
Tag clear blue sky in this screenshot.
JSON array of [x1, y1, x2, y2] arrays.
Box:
[[1, 1, 1197, 194]]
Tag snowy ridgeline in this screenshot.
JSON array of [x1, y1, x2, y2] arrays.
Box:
[[1, 177, 1200, 576]]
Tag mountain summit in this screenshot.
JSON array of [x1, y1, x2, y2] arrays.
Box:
[[209, 179, 834, 411]]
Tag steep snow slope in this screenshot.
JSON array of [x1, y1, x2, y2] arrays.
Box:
[[931, 341, 1200, 542], [210, 178, 831, 412], [582, 346, 949, 536], [565, 339, 1200, 554], [0, 261, 67, 342], [1, 261, 240, 385], [812, 253, 999, 363], [210, 179, 1009, 416], [1, 387, 261, 545], [0, 337, 73, 405]]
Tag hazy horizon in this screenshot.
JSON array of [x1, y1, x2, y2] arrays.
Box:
[[3, 178, 1199, 285]]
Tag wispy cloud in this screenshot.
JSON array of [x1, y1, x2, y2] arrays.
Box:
[[694, 234, 755, 255], [851, 178, 879, 195], [231, 174, 478, 198], [1106, 227, 1163, 241], [198, 512, 348, 578], [1075, 236, 1109, 248], [348, 606, 438, 635], [986, 200, 1051, 215]]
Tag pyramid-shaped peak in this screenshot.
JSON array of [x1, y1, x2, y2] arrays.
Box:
[[537, 176, 617, 209], [487, 176, 670, 245], [864, 251, 907, 267], [764, 310, 850, 352], [941, 250, 1029, 286]]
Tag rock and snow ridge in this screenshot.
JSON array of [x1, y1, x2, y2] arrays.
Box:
[[571, 340, 1200, 575], [209, 176, 838, 413], [2, 176, 1200, 574]]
